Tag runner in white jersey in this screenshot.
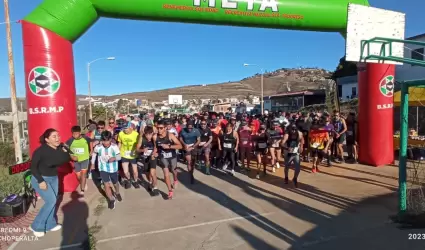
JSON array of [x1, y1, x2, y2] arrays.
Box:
[[90, 131, 122, 210]]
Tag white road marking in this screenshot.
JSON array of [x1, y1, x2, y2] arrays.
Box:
[[39, 212, 275, 250]]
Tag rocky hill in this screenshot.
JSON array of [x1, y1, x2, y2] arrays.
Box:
[[0, 67, 331, 112], [92, 67, 331, 102]]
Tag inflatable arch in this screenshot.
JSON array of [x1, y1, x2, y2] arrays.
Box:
[[23, 0, 394, 168]]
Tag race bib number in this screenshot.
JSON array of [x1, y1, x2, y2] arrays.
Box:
[[124, 151, 132, 157], [73, 148, 84, 154], [162, 152, 172, 158], [242, 140, 248, 145], [311, 143, 320, 149], [347, 131, 353, 136], [223, 143, 232, 148], [272, 141, 280, 147], [258, 143, 267, 149], [288, 147, 299, 154], [199, 142, 206, 146], [144, 150, 153, 156], [187, 143, 194, 148]]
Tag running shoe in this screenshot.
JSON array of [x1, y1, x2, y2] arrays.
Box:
[[108, 200, 116, 209], [133, 181, 140, 189], [28, 227, 45, 237], [312, 168, 317, 173], [152, 187, 160, 196], [293, 178, 298, 188], [205, 168, 211, 175], [222, 163, 228, 171], [276, 162, 280, 169], [115, 193, 123, 202], [256, 174, 260, 179], [49, 224, 62, 232], [230, 170, 235, 176], [168, 191, 173, 199]]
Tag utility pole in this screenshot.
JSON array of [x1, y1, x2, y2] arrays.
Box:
[[0, 123, 4, 142], [260, 70, 264, 115], [87, 63, 93, 119], [4, 0, 22, 162], [20, 102, 25, 138]]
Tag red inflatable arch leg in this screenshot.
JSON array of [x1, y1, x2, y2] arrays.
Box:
[[358, 63, 395, 166], [22, 21, 79, 193]]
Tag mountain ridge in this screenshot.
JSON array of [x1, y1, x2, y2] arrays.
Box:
[[0, 67, 331, 112]]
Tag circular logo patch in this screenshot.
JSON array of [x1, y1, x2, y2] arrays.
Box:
[[379, 75, 394, 97], [28, 66, 60, 97]]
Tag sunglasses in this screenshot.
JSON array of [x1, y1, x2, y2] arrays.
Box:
[[157, 126, 165, 130], [201, 123, 207, 125], [97, 127, 104, 130]]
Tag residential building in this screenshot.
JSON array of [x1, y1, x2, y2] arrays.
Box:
[[212, 102, 232, 113], [337, 75, 358, 101], [396, 33, 425, 81], [264, 90, 326, 112]]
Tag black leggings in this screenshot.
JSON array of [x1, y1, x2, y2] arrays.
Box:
[[222, 150, 236, 170]]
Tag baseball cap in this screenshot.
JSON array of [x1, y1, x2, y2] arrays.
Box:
[[125, 122, 136, 129]]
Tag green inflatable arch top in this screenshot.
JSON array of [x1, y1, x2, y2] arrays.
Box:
[[24, 0, 369, 42]]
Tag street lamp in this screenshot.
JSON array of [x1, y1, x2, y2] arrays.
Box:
[[87, 57, 115, 118], [243, 63, 264, 115]]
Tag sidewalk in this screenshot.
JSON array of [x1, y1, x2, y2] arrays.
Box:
[[8, 161, 425, 250], [2, 181, 101, 250]]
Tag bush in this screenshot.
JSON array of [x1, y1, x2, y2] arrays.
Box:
[[0, 142, 16, 167], [0, 142, 25, 200], [0, 167, 24, 200]]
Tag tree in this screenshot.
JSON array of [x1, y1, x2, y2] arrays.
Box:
[[82, 105, 113, 122], [246, 94, 254, 104], [324, 79, 339, 112], [331, 56, 357, 80]]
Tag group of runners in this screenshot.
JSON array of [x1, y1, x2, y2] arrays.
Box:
[[65, 109, 357, 210]]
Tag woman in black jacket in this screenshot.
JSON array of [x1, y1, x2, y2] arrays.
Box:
[[29, 128, 76, 237]]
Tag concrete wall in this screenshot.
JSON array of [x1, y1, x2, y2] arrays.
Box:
[[0, 112, 27, 122]]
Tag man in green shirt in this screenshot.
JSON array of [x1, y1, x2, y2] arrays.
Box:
[[66, 126, 91, 196]]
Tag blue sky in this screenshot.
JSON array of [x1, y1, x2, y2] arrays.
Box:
[[0, 0, 423, 98]]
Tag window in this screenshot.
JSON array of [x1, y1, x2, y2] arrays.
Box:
[[351, 87, 357, 97], [411, 48, 424, 61], [338, 85, 342, 98]]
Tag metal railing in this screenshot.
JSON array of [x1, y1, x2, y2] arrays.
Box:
[[360, 37, 425, 67]]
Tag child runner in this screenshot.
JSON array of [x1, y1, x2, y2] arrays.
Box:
[[90, 131, 122, 209], [66, 126, 91, 196]]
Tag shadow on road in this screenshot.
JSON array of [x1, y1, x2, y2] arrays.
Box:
[[178, 168, 336, 248], [60, 192, 90, 249], [177, 165, 415, 249], [231, 225, 280, 250]]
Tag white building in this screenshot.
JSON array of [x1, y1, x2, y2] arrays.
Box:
[[396, 33, 425, 81], [337, 33, 425, 102]]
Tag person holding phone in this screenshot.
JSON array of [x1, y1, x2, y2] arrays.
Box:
[[29, 128, 77, 237]]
